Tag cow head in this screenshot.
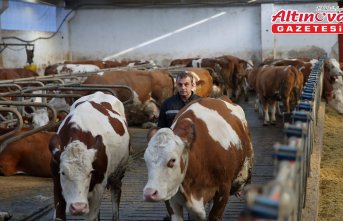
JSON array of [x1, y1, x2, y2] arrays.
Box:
[[143, 118, 195, 202], [325, 58, 343, 77], [49, 134, 105, 216], [32, 108, 49, 128]]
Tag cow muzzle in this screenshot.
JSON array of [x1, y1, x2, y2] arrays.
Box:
[[69, 202, 89, 215], [143, 187, 159, 202]]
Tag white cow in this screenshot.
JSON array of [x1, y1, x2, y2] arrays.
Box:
[[329, 76, 343, 114]]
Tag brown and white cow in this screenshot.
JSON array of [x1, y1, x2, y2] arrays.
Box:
[[188, 57, 230, 98], [184, 68, 213, 98], [170, 58, 199, 67], [324, 58, 343, 77], [49, 91, 130, 221], [0, 128, 54, 177], [329, 76, 343, 114], [323, 58, 343, 103], [82, 69, 174, 127], [64, 60, 107, 69], [143, 96, 254, 221], [44, 64, 100, 82]]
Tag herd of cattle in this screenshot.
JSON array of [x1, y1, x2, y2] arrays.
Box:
[[0, 55, 342, 220]]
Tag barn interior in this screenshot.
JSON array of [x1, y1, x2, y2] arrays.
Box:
[[0, 1, 342, 221]]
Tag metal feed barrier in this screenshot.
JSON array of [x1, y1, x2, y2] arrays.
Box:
[[0, 72, 134, 156], [243, 59, 324, 221]]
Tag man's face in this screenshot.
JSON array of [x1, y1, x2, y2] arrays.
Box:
[[176, 76, 193, 99]]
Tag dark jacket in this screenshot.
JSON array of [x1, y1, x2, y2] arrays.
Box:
[[157, 92, 200, 128]]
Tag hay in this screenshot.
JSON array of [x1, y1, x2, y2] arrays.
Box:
[[318, 105, 343, 221]]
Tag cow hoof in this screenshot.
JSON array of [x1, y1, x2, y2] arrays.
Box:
[[271, 121, 276, 125], [163, 215, 170, 221], [263, 122, 270, 126]]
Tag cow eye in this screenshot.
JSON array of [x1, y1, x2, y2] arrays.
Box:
[[167, 159, 176, 168], [61, 171, 65, 176]]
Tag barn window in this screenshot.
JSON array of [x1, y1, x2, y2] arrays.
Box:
[[1, 1, 56, 32]]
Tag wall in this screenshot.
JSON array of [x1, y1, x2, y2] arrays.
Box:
[[0, 2, 339, 72], [0, 7, 70, 74], [69, 6, 261, 65]]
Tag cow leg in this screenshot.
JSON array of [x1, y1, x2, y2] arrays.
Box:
[[262, 102, 270, 126], [243, 77, 249, 102], [51, 165, 66, 221], [0, 158, 17, 176], [169, 200, 184, 221], [226, 87, 233, 100], [276, 101, 282, 116], [255, 98, 264, 119], [110, 184, 122, 221], [235, 87, 241, 102], [283, 97, 291, 113], [108, 167, 126, 221], [208, 189, 229, 221], [86, 185, 104, 221], [270, 101, 277, 125]]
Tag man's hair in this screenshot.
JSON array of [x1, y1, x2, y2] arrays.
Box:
[[176, 71, 194, 83]]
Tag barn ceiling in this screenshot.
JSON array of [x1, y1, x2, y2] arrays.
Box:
[[26, 0, 340, 9]]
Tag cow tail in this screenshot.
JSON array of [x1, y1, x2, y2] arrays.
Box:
[[290, 66, 300, 101]]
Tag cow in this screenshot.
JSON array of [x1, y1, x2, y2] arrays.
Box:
[[0, 68, 39, 80], [0, 129, 54, 177], [0, 69, 21, 81], [216, 55, 251, 102], [64, 60, 107, 69], [183, 68, 213, 98], [44, 64, 100, 83], [254, 65, 302, 125], [103, 60, 131, 68], [187, 58, 230, 98], [82, 69, 174, 127], [269, 58, 317, 84], [324, 58, 343, 77], [319, 59, 341, 103], [329, 76, 343, 114], [170, 58, 199, 67], [49, 91, 130, 221], [12, 68, 39, 78], [143, 96, 254, 221]]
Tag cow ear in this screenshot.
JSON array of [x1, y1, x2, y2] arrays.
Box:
[[147, 126, 159, 142], [173, 118, 195, 147], [196, 80, 205, 88], [49, 134, 62, 161], [91, 135, 104, 150]]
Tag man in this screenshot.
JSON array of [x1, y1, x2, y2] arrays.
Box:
[[157, 71, 201, 128]]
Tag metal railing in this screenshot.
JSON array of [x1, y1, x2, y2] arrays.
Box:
[[243, 58, 324, 221]]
